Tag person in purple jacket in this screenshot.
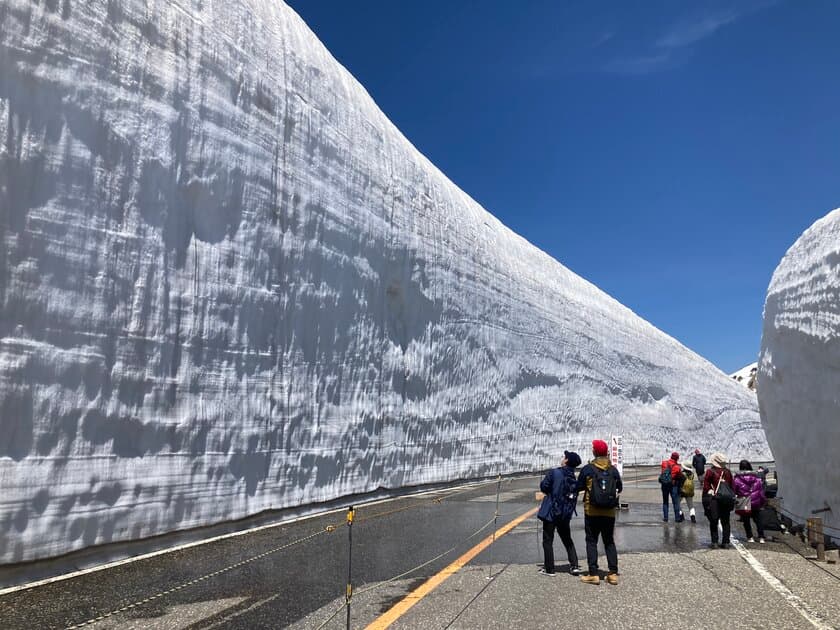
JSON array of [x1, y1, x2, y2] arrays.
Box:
[[734, 460, 767, 543]]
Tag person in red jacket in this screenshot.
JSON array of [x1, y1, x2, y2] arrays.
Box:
[[659, 452, 684, 522], [703, 452, 734, 548]]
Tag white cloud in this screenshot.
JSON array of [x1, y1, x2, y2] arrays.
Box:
[[604, 0, 779, 76], [603, 52, 674, 76], [656, 8, 744, 49]]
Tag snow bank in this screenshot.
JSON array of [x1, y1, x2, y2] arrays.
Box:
[[730, 362, 758, 392], [759, 209, 840, 532], [0, 0, 766, 564]]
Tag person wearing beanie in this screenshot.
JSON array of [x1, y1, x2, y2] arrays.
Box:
[[692, 449, 707, 479], [576, 439, 623, 585], [592, 439, 609, 457], [537, 451, 582, 576], [710, 452, 728, 468], [659, 451, 685, 522], [565, 451, 582, 469], [702, 452, 734, 548]]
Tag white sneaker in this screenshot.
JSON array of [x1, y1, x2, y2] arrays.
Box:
[[759, 538, 766, 544], [747, 537, 755, 543]]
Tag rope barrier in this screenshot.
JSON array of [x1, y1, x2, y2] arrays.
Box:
[[316, 602, 347, 630], [774, 537, 840, 585], [64, 524, 341, 629], [61, 475, 512, 629], [442, 563, 510, 629], [486, 475, 502, 580], [314, 600, 348, 630], [776, 506, 840, 536], [353, 516, 498, 598]]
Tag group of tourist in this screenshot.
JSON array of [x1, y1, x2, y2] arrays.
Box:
[[699, 454, 769, 547], [537, 439, 622, 584], [538, 442, 770, 584]]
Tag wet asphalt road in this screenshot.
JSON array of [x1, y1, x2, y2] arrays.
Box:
[[1, 469, 839, 629], [0, 477, 540, 629]]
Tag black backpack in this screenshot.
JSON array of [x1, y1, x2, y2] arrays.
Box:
[[590, 466, 618, 508]]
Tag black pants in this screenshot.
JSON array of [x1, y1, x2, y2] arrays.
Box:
[[741, 512, 765, 539], [705, 498, 731, 544], [542, 517, 578, 573], [584, 515, 618, 574]]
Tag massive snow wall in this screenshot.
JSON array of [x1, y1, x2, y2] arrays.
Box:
[[759, 209, 840, 533], [0, 0, 767, 564]]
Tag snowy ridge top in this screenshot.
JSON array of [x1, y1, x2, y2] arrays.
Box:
[[730, 362, 758, 392], [765, 208, 840, 341], [276, 2, 735, 379]]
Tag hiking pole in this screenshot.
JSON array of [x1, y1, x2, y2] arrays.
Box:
[[346, 505, 355, 630], [487, 474, 502, 580]]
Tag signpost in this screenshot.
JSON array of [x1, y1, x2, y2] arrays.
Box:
[[610, 435, 623, 477]]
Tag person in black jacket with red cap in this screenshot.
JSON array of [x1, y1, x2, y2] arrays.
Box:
[[577, 439, 622, 585]]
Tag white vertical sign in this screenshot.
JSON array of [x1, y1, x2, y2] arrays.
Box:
[[610, 435, 623, 477]]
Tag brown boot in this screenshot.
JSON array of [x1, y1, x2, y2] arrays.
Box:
[[580, 574, 600, 585], [606, 573, 619, 585]]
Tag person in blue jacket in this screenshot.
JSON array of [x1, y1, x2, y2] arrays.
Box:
[[538, 450, 582, 575]]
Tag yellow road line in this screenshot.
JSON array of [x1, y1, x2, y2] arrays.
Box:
[[636, 474, 660, 482], [365, 506, 538, 630]]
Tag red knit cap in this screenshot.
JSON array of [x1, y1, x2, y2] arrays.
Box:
[[671, 451, 679, 461], [592, 439, 609, 457]]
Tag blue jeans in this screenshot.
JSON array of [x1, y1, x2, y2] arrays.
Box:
[[661, 483, 681, 521]]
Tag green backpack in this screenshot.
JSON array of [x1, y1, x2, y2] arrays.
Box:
[[658, 461, 672, 485], [680, 470, 695, 498]]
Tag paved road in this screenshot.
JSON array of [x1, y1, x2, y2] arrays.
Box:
[[1, 470, 838, 629]]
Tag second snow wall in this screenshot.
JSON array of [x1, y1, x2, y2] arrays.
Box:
[[0, 0, 767, 564], [759, 209, 840, 534]]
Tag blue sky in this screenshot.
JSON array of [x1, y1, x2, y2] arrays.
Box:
[[286, 0, 840, 374]]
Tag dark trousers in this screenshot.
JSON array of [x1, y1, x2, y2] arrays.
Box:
[[705, 498, 731, 544], [542, 517, 578, 573], [661, 483, 682, 521], [742, 512, 765, 539], [584, 515, 618, 574]]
